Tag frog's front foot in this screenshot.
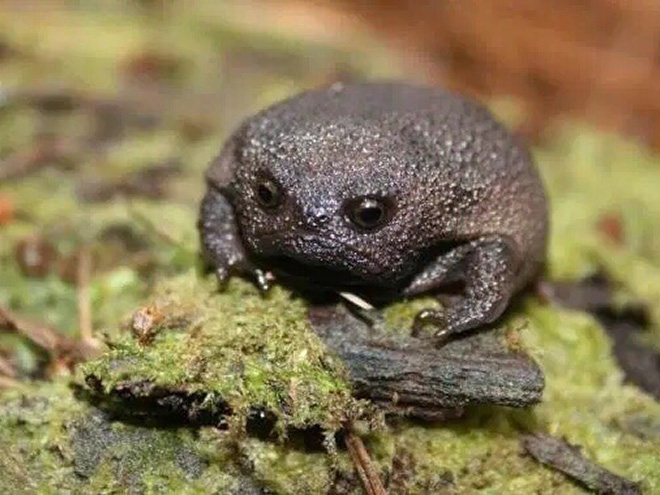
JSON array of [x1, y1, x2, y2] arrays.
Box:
[[213, 261, 274, 294], [252, 267, 274, 293]]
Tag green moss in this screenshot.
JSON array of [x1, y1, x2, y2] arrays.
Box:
[[0, 380, 267, 494], [382, 296, 441, 335], [538, 126, 660, 340], [77, 272, 660, 493], [240, 438, 339, 494], [82, 273, 367, 432], [526, 304, 660, 487]]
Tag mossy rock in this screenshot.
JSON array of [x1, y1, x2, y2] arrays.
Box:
[[0, 381, 340, 494], [80, 274, 369, 434], [80, 271, 545, 434]]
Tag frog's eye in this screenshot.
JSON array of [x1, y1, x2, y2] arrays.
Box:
[[255, 178, 282, 209], [346, 197, 392, 231]]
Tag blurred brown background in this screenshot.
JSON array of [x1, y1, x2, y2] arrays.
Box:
[[299, 0, 660, 149]]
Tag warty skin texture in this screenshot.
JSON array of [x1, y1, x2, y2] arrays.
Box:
[[199, 82, 548, 340]]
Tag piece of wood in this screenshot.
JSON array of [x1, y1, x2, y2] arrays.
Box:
[[522, 433, 641, 495], [308, 304, 544, 416]]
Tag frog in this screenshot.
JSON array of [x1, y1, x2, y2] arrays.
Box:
[[198, 82, 548, 342]]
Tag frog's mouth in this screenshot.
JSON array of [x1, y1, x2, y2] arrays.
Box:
[[251, 233, 405, 292], [264, 255, 369, 288], [261, 254, 405, 303]]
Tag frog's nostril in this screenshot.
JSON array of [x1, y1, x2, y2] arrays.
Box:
[[306, 206, 332, 226]]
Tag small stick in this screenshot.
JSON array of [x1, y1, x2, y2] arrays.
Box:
[[0, 375, 20, 389], [0, 354, 17, 378], [338, 292, 385, 328], [522, 433, 641, 495], [0, 148, 52, 182], [344, 427, 386, 495], [0, 304, 98, 365], [0, 304, 61, 351], [0, 138, 77, 183], [76, 246, 97, 347], [339, 292, 375, 311]]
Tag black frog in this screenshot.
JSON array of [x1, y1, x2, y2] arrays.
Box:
[[199, 82, 548, 341]]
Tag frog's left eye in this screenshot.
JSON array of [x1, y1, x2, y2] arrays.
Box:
[[255, 178, 282, 209], [345, 197, 393, 231]]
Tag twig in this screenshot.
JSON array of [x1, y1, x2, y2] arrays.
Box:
[[339, 292, 375, 311], [522, 433, 641, 495], [344, 426, 386, 495], [0, 304, 98, 370], [0, 148, 52, 183], [0, 375, 20, 389], [0, 354, 17, 378], [0, 138, 77, 183], [76, 246, 98, 348], [0, 304, 62, 351], [5, 88, 160, 120]]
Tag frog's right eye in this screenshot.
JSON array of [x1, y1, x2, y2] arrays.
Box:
[[255, 178, 283, 209], [345, 197, 393, 231]]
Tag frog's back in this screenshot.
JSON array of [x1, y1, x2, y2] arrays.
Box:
[[251, 82, 486, 134], [247, 82, 530, 181]]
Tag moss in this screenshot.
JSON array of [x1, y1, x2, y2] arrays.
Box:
[[381, 296, 441, 335], [82, 273, 368, 432], [538, 125, 660, 341], [349, 303, 660, 494], [0, 381, 263, 494], [0, 378, 362, 494], [0, 381, 84, 492], [76, 273, 660, 493], [240, 437, 340, 494], [522, 304, 660, 491]]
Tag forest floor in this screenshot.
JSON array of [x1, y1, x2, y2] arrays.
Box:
[[1, 2, 659, 493]]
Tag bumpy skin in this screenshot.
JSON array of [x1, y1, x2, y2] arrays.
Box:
[[199, 82, 548, 341]]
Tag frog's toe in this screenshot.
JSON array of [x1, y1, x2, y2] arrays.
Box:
[[214, 266, 230, 290], [411, 309, 445, 338], [432, 327, 453, 347], [252, 267, 274, 293], [411, 311, 455, 347]]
